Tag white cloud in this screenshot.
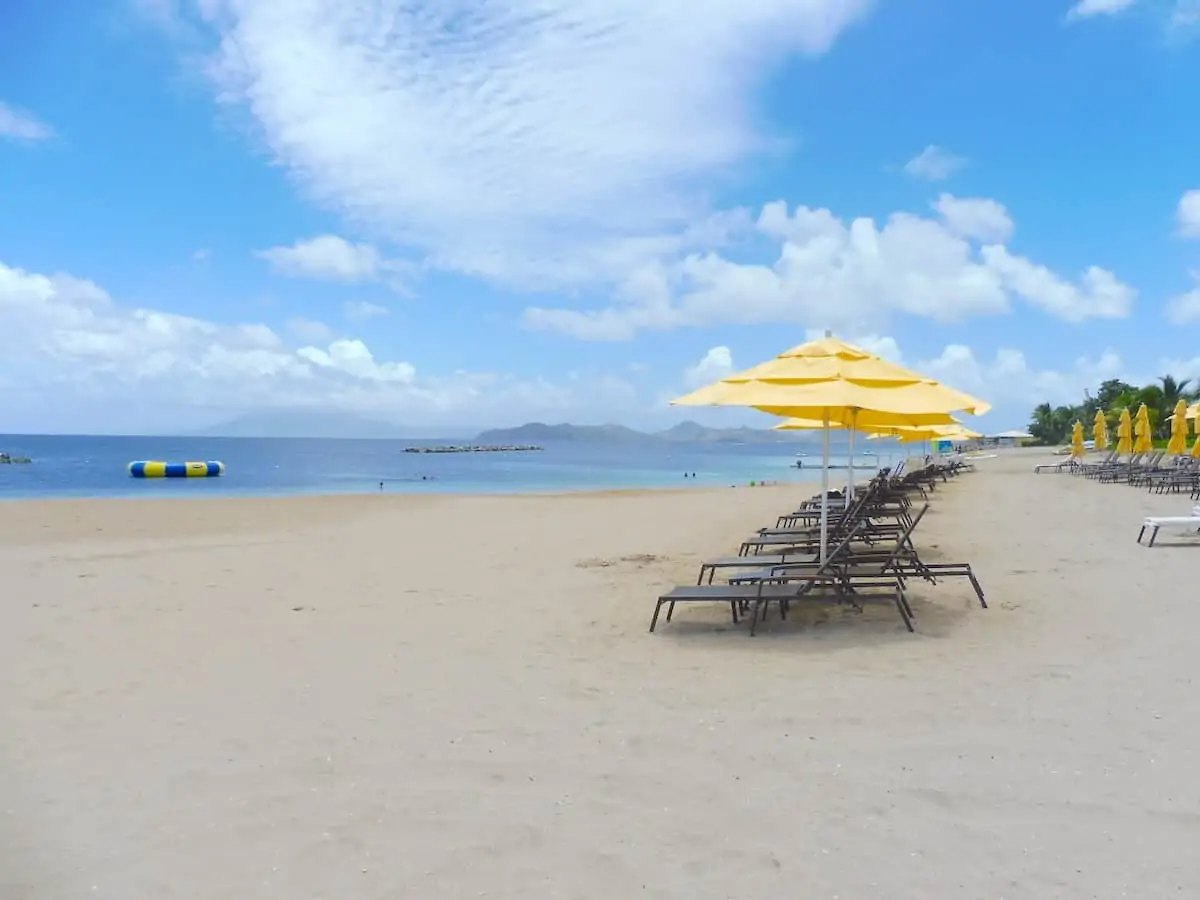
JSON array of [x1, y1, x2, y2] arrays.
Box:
[[296, 339, 413, 382], [257, 235, 391, 283], [1066, 0, 1138, 21], [932, 194, 1014, 243], [154, 0, 873, 289], [286, 316, 336, 342], [1179, 189, 1200, 238], [191, 248, 211, 262], [683, 346, 734, 387], [0, 258, 633, 430], [979, 247, 1135, 321], [903, 145, 967, 181], [1167, 272, 1200, 323], [0, 100, 54, 142], [344, 300, 388, 320], [524, 194, 1135, 339]]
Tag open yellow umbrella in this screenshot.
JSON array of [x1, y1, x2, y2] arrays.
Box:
[[1168, 399, 1189, 456], [1092, 409, 1108, 452], [1116, 408, 1132, 455], [773, 418, 980, 440], [1071, 421, 1085, 459], [1133, 403, 1153, 454], [672, 334, 990, 559]]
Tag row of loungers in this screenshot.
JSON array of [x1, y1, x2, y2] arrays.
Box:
[[1038, 449, 1200, 546], [651, 460, 987, 635], [1073, 450, 1200, 496]]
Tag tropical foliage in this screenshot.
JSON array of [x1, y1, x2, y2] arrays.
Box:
[[1028, 377, 1197, 446]]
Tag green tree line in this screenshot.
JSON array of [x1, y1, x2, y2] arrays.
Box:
[[1028, 376, 1196, 446]]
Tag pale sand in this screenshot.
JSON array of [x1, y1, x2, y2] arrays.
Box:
[[2, 455, 1199, 898]]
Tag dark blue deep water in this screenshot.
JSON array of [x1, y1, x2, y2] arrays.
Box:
[[0, 434, 902, 500]]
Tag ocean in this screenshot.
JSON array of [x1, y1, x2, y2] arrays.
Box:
[[0, 434, 905, 500]]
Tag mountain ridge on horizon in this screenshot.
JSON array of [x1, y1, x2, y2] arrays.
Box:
[[188, 410, 809, 442]]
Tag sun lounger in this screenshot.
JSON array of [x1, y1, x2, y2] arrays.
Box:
[[653, 528, 881, 633], [1137, 507, 1200, 546], [730, 504, 987, 610], [1034, 458, 1080, 474]]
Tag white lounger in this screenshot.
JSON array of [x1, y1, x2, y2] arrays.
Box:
[[1138, 507, 1200, 546]]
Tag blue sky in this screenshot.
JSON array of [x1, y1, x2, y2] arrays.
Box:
[[1, 0, 1198, 435]]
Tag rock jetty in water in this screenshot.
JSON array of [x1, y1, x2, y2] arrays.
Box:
[[0, 452, 32, 464], [403, 444, 542, 454]]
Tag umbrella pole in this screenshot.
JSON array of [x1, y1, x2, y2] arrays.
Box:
[[820, 411, 830, 563], [848, 409, 857, 496]]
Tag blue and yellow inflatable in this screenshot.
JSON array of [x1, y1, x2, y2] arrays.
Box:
[[128, 461, 225, 479]]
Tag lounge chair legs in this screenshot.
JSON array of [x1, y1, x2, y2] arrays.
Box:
[[895, 588, 914, 632]]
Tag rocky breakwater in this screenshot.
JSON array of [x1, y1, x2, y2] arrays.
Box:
[[403, 444, 543, 454]]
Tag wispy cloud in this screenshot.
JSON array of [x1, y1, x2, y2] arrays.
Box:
[[163, 0, 874, 289], [903, 145, 967, 181], [1065, 0, 1138, 21], [1171, 0, 1200, 28], [0, 100, 54, 143], [1180, 189, 1200, 238], [344, 300, 389, 320], [257, 235, 408, 291]]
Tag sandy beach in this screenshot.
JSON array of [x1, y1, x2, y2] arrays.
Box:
[[3, 452, 1199, 898]]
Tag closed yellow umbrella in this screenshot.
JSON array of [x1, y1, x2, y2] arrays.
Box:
[[1168, 399, 1189, 456], [1092, 409, 1108, 452], [1133, 403, 1153, 454], [1116, 408, 1132, 455], [1071, 421, 1085, 459], [672, 334, 990, 559]]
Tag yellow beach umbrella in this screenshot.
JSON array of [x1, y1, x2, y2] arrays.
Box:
[[672, 334, 990, 559], [1071, 421, 1085, 459], [1133, 403, 1153, 454], [1168, 399, 1189, 456], [773, 418, 980, 439], [1116, 407, 1132, 455], [1092, 409, 1108, 452], [672, 335, 990, 428], [1193, 420, 1200, 458]]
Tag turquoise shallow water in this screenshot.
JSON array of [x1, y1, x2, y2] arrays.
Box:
[[0, 434, 901, 500]]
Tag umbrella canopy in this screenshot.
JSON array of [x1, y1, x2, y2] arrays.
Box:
[[1116, 408, 1133, 455], [671, 335, 989, 561], [672, 336, 991, 427], [1133, 403, 1153, 454], [772, 418, 979, 439], [1092, 409, 1108, 451], [1071, 421, 1085, 459], [1168, 399, 1190, 455]]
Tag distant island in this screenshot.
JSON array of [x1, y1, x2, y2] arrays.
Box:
[[404, 444, 542, 454], [475, 421, 805, 445]]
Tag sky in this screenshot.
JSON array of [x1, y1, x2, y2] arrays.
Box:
[[1, 0, 1198, 435]]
